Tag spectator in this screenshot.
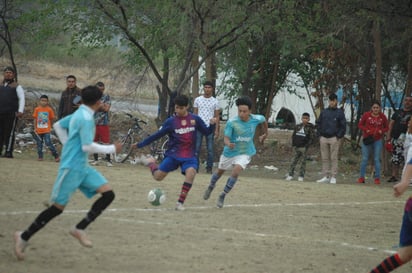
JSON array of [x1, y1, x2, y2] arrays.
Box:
[[91, 82, 112, 167], [387, 96, 412, 182], [357, 101, 389, 184], [32, 95, 60, 162], [193, 81, 220, 173], [58, 75, 81, 119], [0, 66, 25, 158], [285, 112, 315, 182], [316, 93, 346, 184]]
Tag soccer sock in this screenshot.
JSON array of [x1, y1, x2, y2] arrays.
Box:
[[209, 173, 221, 188], [147, 162, 158, 175], [105, 154, 111, 161], [76, 190, 115, 230], [93, 153, 98, 161], [21, 205, 62, 241], [223, 176, 238, 194], [369, 253, 403, 273], [178, 182, 192, 204]]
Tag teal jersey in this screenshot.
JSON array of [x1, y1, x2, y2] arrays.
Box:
[[58, 104, 95, 169], [223, 114, 266, 157]]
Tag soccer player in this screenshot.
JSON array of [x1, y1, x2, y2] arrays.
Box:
[[368, 158, 412, 272], [14, 85, 122, 260], [203, 96, 268, 208], [135, 94, 217, 211]]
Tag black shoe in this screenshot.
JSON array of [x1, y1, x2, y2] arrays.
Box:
[[387, 176, 398, 183], [206, 168, 212, 174], [5, 152, 13, 158]]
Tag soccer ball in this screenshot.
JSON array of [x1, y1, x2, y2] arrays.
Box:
[[147, 188, 166, 206]]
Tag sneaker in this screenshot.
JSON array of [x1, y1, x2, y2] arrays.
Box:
[[203, 186, 214, 200], [106, 160, 113, 167], [55, 157, 60, 162], [387, 176, 398, 183], [298, 176, 304, 182], [175, 202, 185, 211], [316, 176, 329, 183], [14, 231, 28, 261], [357, 177, 365, 184], [330, 177, 337, 184], [90, 160, 99, 166], [38, 157, 43, 161], [374, 178, 380, 185], [217, 193, 226, 208], [285, 175, 293, 181], [69, 227, 93, 248]]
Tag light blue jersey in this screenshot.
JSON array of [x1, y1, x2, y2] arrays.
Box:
[[58, 105, 95, 169], [223, 114, 266, 157]]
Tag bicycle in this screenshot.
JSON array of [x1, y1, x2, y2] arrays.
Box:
[[115, 113, 168, 163]]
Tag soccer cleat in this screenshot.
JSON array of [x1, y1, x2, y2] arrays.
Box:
[[203, 186, 214, 200], [298, 176, 304, 182], [374, 178, 380, 185], [357, 177, 365, 184], [285, 175, 293, 181], [316, 176, 329, 183], [106, 160, 113, 167], [175, 202, 185, 211], [217, 193, 226, 208], [330, 177, 337, 184], [14, 231, 28, 261], [69, 227, 93, 248], [90, 160, 99, 166]]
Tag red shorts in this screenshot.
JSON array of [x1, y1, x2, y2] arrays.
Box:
[[94, 125, 110, 143]]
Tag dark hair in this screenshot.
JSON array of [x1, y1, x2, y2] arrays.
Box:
[[66, 75, 76, 81], [81, 85, 102, 105], [4, 66, 15, 73], [302, 112, 310, 117], [174, 94, 189, 107], [236, 96, 252, 109], [371, 100, 381, 107], [203, 81, 214, 88], [40, 95, 49, 100], [96, 81, 105, 87], [328, 93, 337, 101]]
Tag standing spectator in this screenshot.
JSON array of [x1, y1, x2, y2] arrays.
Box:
[[193, 81, 220, 173], [316, 93, 346, 184], [14, 85, 122, 260], [32, 95, 60, 162], [0, 66, 25, 158], [357, 101, 389, 184], [203, 96, 268, 208], [91, 82, 112, 167], [387, 96, 412, 182], [134, 95, 217, 211], [58, 75, 81, 119], [285, 112, 315, 182]]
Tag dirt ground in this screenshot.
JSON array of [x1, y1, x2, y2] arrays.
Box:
[[1, 152, 412, 273]]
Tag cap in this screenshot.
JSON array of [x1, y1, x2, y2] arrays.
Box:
[[4, 66, 15, 73]]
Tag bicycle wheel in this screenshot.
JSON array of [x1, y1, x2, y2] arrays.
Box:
[[115, 135, 134, 163], [153, 137, 168, 161]]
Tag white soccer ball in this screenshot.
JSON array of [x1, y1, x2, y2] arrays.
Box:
[[147, 188, 166, 206]]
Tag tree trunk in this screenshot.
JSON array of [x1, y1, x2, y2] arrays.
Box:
[[406, 40, 412, 94], [372, 18, 382, 101]]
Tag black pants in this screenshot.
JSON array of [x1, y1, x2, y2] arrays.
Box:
[[0, 112, 17, 155]]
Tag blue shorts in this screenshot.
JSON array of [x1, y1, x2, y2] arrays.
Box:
[[399, 197, 412, 247], [50, 166, 107, 206], [159, 156, 198, 175]]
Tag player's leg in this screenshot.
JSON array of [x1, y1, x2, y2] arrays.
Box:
[[175, 158, 198, 210], [204, 154, 227, 200]]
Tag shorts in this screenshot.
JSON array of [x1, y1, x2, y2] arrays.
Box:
[[50, 166, 107, 206], [391, 139, 405, 166], [399, 197, 412, 247], [218, 154, 251, 170], [94, 125, 110, 143], [159, 156, 198, 175]]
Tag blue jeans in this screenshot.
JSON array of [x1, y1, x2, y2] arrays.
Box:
[[36, 133, 58, 159], [359, 139, 382, 179], [195, 131, 214, 170]]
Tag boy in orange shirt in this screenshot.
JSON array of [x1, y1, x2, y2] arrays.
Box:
[[32, 95, 60, 161]]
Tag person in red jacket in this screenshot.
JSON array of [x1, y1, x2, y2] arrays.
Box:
[[357, 101, 389, 184]]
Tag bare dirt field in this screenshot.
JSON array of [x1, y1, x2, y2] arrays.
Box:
[[1, 154, 412, 273]]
